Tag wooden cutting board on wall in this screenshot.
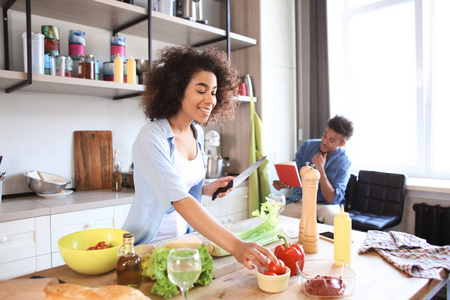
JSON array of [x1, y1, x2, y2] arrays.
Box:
[[73, 131, 113, 191]]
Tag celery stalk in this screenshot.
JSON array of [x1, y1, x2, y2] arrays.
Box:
[[208, 199, 281, 257]]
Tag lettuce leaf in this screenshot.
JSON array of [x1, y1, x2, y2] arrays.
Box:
[[141, 244, 213, 299]]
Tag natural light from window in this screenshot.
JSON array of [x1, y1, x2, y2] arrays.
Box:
[[327, 0, 449, 180]]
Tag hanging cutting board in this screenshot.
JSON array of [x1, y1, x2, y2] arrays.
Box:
[[73, 131, 113, 191]]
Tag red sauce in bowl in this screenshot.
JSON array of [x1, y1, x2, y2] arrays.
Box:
[[305, 275, 345, 296]]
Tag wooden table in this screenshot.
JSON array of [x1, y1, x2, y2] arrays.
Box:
[[17, 216, 449, 299]]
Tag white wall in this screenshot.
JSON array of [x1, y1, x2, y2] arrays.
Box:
[[260, 0, 297, 194], [0, 10, 173, 195]]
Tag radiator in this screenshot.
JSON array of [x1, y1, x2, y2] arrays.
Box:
[[413, 203, 450, 246]]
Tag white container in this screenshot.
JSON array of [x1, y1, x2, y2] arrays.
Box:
[[22, 32, 45, 74]]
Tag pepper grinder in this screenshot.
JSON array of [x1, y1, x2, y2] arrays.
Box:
[[302, 164, 320, 254], [298, 162, 311, 244]]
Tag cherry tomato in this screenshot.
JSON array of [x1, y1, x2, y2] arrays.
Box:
[[87, 241, 113, 250], [268, 259, 286, 275], [264, 271, 278, 276]]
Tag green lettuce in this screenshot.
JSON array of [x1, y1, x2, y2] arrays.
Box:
[[141, 244, 213, 299]]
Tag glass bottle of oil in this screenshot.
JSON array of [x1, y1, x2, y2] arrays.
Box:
[[112, 149, 122, 191], [117, 233, 142, 287]]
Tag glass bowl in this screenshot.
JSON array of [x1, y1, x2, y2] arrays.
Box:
[[296, 259, 356, 298]]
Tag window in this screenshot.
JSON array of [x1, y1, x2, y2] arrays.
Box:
[[327, 0, 450, 179]]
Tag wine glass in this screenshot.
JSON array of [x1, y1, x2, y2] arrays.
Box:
[[266, 193, 286, 214], [167, 248, 202, 299]]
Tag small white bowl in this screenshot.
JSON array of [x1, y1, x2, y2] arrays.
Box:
[[256, 266, 291, 293]]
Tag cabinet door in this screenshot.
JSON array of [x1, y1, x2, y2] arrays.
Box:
[[50, 207, 114, 267], [203, 186, 249, 223], [0, 216, 51, 279]]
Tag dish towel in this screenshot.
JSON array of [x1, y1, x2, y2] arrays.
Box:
[[248, 96, 271, 216], [358, 230, 450, 279]]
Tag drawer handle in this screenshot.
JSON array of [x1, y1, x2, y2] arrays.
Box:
[[0, 236, 7, 244], [85, 222, 94, 229]]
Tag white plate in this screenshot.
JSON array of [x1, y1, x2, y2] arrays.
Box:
[[37, 190, 73, 199]]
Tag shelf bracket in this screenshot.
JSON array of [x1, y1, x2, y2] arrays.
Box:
[[113, 92, 143, 101], [4, 0, 32, 93], [112, 15, 148, 36], [192, 37, 227, 48], [111, 0, 152, 100], [226, 0, 230, 60]]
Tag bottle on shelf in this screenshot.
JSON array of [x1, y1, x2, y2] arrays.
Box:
[[117, 232, 142, 287], [334, 204, 352, 266], [112, 149, 123, 191]]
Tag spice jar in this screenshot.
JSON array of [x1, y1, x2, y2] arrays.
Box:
[[68, 30, 85, 58], [41, 25, 60, 56], [117, 233, 141, 287], [78, 54, 95, 79]]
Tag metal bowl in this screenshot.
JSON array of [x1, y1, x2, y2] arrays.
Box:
[[24, 171, 71, 194], [135, 59, 149, 74]]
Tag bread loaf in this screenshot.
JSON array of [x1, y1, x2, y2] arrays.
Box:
[[44, 283, 151, 300]]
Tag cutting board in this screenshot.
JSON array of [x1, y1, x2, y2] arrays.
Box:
[[73, 131, 113, 191]]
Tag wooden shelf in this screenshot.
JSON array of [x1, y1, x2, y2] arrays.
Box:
[[2, 0, 257, 51], [0, 70, 144, 99], [0, 71, 257, 101]]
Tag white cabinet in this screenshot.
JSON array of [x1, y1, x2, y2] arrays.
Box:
[[203, 186, 249, 224], [50, 204, 131, 267], [0, 216, 51, 280]]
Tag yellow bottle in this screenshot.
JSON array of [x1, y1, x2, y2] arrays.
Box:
[[334, 204, 352, 266], [114, 54, 123, 83]]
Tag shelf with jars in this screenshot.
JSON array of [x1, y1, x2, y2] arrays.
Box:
[[1, 0, 257, 100]]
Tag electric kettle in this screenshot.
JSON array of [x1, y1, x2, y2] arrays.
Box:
[[176, 0, 208, 24]]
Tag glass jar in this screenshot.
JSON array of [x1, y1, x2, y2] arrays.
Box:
[[112, 149, 122, 191], [78, 54, 95, 79], [41, 25, 60, 56], [117, 233, 141, 287]]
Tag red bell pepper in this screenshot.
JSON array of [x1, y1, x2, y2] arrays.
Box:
[[274, 234, 305, 276]]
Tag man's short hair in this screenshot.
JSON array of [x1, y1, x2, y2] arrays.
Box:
[[328, 115, 354, 140]]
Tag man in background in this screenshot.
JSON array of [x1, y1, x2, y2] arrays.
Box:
[[273, 115, 354, 225]]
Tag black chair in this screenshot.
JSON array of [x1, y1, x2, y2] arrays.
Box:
[[345, 170, 407, 231]]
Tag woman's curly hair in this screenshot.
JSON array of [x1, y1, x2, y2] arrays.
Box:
[[141, 45, 240, 125]]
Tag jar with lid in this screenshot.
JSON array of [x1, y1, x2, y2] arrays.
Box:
[[78, 54, 95, 79], [41, 25, 60, 56], [117, 233, 141, 287]]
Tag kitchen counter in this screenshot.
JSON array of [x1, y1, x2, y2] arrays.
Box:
[[14, 216, 449, 299], [0, 189, 135, 223]]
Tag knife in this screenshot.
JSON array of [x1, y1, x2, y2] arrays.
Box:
[[212, 156, 267, 200]]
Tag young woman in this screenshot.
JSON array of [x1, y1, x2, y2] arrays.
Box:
[[122, 45, 276, 270]]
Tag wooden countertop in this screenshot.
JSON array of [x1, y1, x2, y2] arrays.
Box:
[[16, 216, 449, 299]]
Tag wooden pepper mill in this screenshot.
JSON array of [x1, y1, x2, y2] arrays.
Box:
[[298, 162, 311, 244], [301, 164, 320, 254]]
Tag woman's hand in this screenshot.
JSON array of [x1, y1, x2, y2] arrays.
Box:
[[202, 176, 235, 198], [273, 180, 290, 190], [231, 241, 278, 270]]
